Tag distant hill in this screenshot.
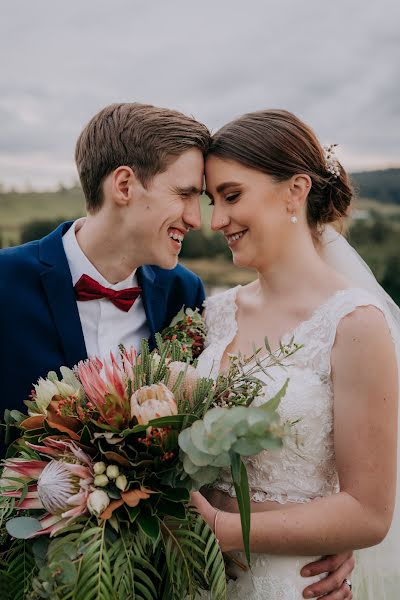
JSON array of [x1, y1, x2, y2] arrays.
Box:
[[0, 168, 399, 244], [350, 168, 400, 205]]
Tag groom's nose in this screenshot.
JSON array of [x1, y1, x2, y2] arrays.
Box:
[[183, 197, 202, 230]]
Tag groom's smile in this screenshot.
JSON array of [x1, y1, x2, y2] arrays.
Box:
[[127, 147, 204, 270], [168, 226, 186, 252]]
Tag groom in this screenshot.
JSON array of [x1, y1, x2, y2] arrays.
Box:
[[0, 103, 353, 598], [0, 103, 208, 421]]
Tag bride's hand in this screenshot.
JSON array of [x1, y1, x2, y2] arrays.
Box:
[[190, 490, 218, 531]]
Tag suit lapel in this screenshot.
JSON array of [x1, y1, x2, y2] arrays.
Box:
[[39, 223, 87, 367], [137, 265, 167, 349]]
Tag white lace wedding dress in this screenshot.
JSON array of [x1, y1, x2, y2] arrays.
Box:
[[196, 285, 385, 600]]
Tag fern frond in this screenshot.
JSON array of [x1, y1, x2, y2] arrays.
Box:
[[161, 511, 226, 600], [109, 529, 159, 600], [74, 524, 115, 600], [3, 539, 36, 600]]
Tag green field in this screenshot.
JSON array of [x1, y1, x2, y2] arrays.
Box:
[[1, 186, 399, 304], [0, 187, 85, 245], [1, 186, 400, 243]]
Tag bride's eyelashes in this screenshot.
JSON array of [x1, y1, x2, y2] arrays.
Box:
[[208, 192, 241, 206], [225, 192, 240, 203]]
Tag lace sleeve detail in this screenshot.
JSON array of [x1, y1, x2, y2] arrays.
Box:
[[196, 286, 240, 379], [287, 287, 388, 379], [203, 286, 240, 344]]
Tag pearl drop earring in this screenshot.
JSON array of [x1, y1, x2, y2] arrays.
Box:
[[290, 215, 298, 224]]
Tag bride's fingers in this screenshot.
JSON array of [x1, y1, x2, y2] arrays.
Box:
[[302, 559, 354, 599], [301, 551, 354, 577], [317, 582, 352, 600]]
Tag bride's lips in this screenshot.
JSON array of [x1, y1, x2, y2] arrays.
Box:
[[225, 229, 248, 247]]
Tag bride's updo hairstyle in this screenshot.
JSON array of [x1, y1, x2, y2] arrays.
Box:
[[208, 109, 353, 230]]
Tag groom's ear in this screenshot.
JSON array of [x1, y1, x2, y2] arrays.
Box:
[[287, 174, 311, 212], [111, 166, 136, 207]]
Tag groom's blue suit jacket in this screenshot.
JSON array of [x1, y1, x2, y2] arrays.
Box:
[[0, 221, 205, 438]]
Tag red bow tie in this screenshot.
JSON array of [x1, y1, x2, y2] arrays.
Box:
[[74, 274, 142, 312]]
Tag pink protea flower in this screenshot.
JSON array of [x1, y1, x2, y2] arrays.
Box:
[[166, 361, 200, 402], [1, 440, 94, 537], [130, 383, 178, 425], [120, 346, 137, 376], [76, 353, 131, 429]]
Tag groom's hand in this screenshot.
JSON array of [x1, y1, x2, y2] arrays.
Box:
[[301, 552, 354, 599]]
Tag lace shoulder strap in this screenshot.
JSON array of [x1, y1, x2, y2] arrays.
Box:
[[203, 286, 240, 347], [294, 287, 387, 376]]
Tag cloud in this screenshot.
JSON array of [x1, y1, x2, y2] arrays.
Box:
[[0, 0, 399, 187]]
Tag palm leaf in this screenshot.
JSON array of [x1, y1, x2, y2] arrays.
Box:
[[109, 529, 160, 600], [3, 539, 36, 600], [73, 525, 115, 600], [161, 511, 226, 600]]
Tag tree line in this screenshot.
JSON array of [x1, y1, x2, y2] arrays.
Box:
[[1, 213, 398, 306]]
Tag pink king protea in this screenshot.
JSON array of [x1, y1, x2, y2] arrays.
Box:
[[77, 351, 134, 429], [1, 439, 94, 537]]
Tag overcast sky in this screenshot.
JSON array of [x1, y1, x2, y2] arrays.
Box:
[[1, 0, 399, 189]]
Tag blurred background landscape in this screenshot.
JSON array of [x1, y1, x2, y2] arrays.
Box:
[[1, 167, 399, 303], [1, 0, 399, 303]]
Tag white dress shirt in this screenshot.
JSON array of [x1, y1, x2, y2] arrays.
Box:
[[62, 219, 150, 359]]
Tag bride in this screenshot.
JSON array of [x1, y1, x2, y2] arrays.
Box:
[[191, 109, 399, 599]]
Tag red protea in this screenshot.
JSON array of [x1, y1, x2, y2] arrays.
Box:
[[76, 352, 131, 429]]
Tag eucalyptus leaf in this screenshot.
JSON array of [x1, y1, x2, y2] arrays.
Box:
[[6, 516, 42, 539], [209, 451, 231, 467], [261, 378, 288, 414], [191, 465, 220, 485], [183, 442, 214, 467], [232, 437, 264, 456]]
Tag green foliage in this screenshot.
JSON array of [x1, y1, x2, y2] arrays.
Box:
[[20, 218, 70, 244], [382, 255, 400, 302], [230, 452, 251, 565], [179, 400, 286, 488], [0, 185, 84, 244], [351, 169, 400, 205], [348, 217, 400, 305], [0, 539, 37, 600], [179, 229, 231, 260], [109, 529, 160, 600], [160, 510, 226, 600], [0, 495, 15, 544], [25, 514, 225, 600], [6, 516, 42, 539], [30, 524, 160, 600]]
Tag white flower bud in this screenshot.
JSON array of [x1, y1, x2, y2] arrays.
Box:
[[93, 461, 106, 475], [106, 465, 119, 480], [94, 474, 109, 487], [115, 474, 127, 491], [87, 489, 110, 517], [33, 378, 59, 414]]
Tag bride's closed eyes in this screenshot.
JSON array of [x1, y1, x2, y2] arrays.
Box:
[[207, 191, 241, 206]]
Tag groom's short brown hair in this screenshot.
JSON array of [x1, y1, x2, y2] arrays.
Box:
[[75, 103, 210, 212]]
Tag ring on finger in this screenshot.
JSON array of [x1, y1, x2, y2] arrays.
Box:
[[343, 578, 352, 591]]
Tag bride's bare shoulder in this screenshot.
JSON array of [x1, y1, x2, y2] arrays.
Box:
[[333, 304, 396, 373]]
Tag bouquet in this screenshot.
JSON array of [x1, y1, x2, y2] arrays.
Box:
[[0, 308, 299, 600]]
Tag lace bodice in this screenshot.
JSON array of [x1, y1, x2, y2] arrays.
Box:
[[197, 286, 385, 504]]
